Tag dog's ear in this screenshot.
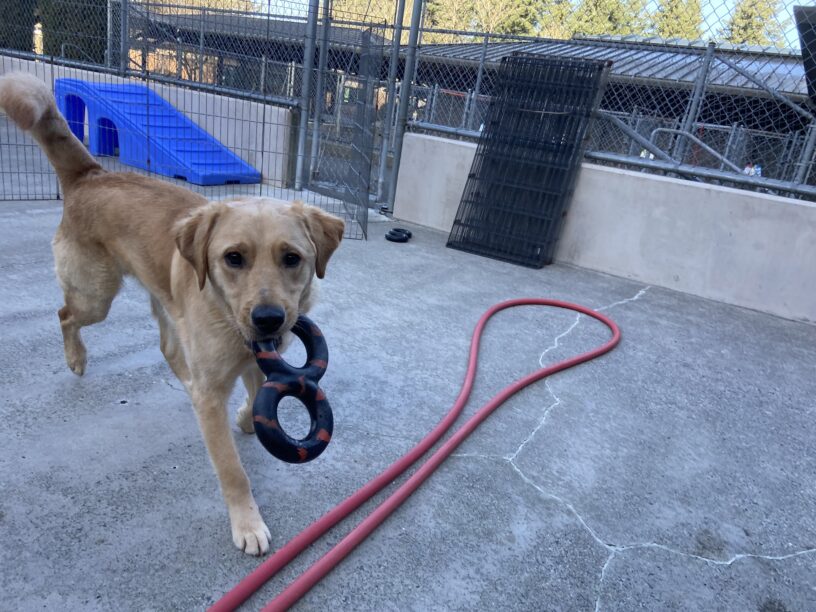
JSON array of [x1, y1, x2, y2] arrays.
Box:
[[296, 203, 344, 279], [175, 204, 221, 290]]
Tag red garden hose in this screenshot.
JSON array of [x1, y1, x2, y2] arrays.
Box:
[[210, 299, 621, 611]]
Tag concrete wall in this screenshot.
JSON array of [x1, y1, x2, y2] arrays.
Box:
[[0, 56, 292, 185], [394, 133, 816, 323], [394, 134, 476, 232]]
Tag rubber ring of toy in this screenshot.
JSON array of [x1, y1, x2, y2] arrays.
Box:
[[385, 229, 409, 242], [391, 228, 412, 238], [251, 315, 333, 464]]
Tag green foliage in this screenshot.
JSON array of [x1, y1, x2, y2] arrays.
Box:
[[653, 0, 703, 40], [425, 0, 473, 39], [40, 0, 108, 64], [332, 0, 416, 25], [570, 0, 648, 37], [424, 0, 542, 39], [724, 0, 783, 46], [0, 0, 37, 52]]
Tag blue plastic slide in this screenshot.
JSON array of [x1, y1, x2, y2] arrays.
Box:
[[54, 79, 261, 186]]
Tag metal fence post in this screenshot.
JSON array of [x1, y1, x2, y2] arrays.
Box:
[[387, 0, 425, 209], [428, 83, 438, 123], [468, 34, 489, 129], [176, 38, 182, 79], [473, 34, 488, 96], [308, 0, 331, 180], [461, 89, 472, 128], [673, 41, 715, 163], [295, 0, 320, 191], [721, 122, 740, 171], [626, 109, 641, 156], [287, 61, 295, 97], [198, 8, 206, 82], [106, 0, 113, 68], [335, 74, 343, 132], [120, 0, 129, 75], [376, 0, 408, 202], [794, 122, 816, 184]]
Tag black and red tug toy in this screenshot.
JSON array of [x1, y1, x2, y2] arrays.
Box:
[[251, 315, 333, 463]]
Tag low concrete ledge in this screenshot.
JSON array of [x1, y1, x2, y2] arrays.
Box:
[[394, 132, 816, 322]]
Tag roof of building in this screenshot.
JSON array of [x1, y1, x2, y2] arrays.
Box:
[[127, 7, 810, 99], [129, 6, 388, 51], [415, 36, 809, 98]]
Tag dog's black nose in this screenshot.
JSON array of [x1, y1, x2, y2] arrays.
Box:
[[251, 305, 286, 336]]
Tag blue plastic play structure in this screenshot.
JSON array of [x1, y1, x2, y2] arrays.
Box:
[[54, 79, 261, 186]]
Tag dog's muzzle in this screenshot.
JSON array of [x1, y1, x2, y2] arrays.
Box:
[[251, 304, 286, 338]]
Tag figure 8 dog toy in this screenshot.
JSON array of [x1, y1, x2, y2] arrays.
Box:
[[251, 315, 333, 463]]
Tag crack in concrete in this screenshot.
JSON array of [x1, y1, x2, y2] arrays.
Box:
[[505, 380, 559, 462], [538, 287, 650, 368], [616, 541, 816, 566], [466, 284, 815, 610], [162, 378, 187, 394], [538, 317, 581, 367], [507, 422, 816, 612], [594, 553, 617, 612], [597, 287, 651, 312], [590, 543, 816, 612]]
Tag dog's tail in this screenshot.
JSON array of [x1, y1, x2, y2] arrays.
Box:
[[0, 72, 102, 191]]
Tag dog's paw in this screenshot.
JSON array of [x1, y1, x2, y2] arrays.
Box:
[[236, 401, 255, 434], [230, 510, 272, 556], [64, 345, 87, 376]]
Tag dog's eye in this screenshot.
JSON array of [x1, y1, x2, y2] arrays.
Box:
[[283, 252, 301, 268], [224, 251, 244, 268]]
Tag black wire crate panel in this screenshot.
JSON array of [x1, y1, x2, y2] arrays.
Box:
[[447, 54, 612, 268]]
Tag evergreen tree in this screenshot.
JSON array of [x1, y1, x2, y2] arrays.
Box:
[[537, 1, 574, 39], [724, 0, 783, 46], [425, 0, 473, 38], [470, 0, 536, 35], [332, 0, 416, 26], [425, 0, 540, 37], [570, 0, 648, 37], [653, 0, 703, 40]]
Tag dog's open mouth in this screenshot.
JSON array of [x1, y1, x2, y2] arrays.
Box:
[[247, 333, 283, 350], [258, 334, 282, 347]]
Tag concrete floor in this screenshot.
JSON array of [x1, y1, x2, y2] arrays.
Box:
[[1, 199, 815, 611]]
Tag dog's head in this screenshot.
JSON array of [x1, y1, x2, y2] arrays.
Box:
[[175, 197, 344, 343]]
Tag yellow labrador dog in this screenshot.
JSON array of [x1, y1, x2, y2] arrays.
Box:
[[0, 73, 344, 555]]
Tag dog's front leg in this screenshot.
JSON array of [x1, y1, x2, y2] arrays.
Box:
[[236, 365, 264, 434], [190, 380, 271, 556]]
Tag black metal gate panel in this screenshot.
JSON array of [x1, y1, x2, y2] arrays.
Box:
[[308, 27, 381, 238], [447, 54, 612, 268], [796, 6, 816, 107]]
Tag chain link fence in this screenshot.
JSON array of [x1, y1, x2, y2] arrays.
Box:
[[408, 3, 816, 199], [0, 0, 815, 207], [0, 0, 389, 237]]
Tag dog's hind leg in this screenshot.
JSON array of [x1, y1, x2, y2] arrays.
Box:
[[236, 365, 264, 434], [53, 230, 121, 376]]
